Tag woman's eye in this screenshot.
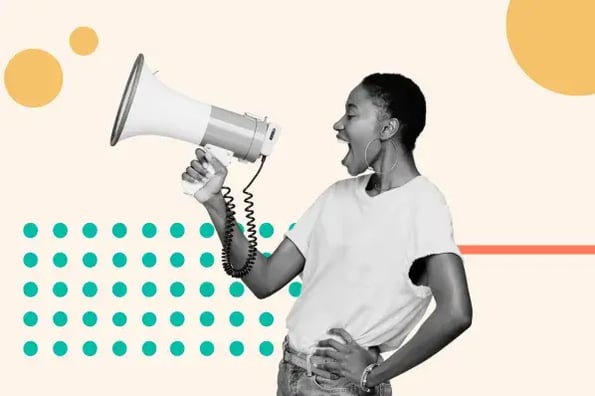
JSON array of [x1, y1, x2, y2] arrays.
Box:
[[347, 114, 355, 119]]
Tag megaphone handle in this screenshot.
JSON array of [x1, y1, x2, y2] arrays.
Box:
[[181, 145, 234, 196]]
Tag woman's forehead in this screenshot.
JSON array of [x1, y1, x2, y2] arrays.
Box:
[[347, 84, 375, 109]]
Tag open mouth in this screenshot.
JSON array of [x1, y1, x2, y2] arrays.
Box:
[[337, 135, 352, 164]]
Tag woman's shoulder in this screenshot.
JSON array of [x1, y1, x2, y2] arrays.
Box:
[[413, 175, 452, 208], [329, 174, 367, 191]]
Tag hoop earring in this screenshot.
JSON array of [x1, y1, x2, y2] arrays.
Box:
[[364, 138, 398, 175]]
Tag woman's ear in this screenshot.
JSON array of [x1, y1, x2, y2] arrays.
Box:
[[381, 118, 401, 140]]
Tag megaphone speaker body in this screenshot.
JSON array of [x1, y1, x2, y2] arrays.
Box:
[[111, 54, 280, 164]]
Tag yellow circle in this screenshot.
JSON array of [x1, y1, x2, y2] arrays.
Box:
[[69, 26, 98, 55], [507, 0, 595, 95], [4, 49, 63, 107]]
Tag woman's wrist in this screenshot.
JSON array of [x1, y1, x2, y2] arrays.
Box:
[[360, 362, 379, 391], [202, 192, 224, 210]]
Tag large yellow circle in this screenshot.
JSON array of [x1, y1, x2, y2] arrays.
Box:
[[507, 0, 595, 95], [69, 26, 98, 55], [4, 49, 63, 107]]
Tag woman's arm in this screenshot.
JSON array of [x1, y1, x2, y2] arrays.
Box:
[[203, 193, 306, 299], [365, 252, 472, 387]]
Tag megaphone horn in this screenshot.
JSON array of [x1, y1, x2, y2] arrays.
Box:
[[110, 53, 280, 165]]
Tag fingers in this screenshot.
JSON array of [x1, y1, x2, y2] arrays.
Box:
[[313, 348, 342, 361], [328, 328, 355, 345], [314, 360, 342, 376], [182, 171, 205, 184], [190, 159, 212, 177], [195, 147, 207, 161], [317, 338, 348, 352], [203, 150, 226, 173], [195, 147, 226, 175]]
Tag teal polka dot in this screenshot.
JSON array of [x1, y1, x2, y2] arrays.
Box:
[[170, 282, 185, 297], [53, 311, 68, 326], [142, 223, 157, 238], [259, 341, 274, 356], [170, 341, 185, 356], [82, 252, 97, 268], [112, 223, 127, 238], [23, 223, 38, 238], [112, 312, 127, 327], [170, 223, 185, 238], [23, 341, 38, 356], [200, 252, 214, 268], [83, 341, 97, 356], [199, 223, 215, 238], [200, 311, 215, 326], [142, 312, 157, 327], [259, 312, 274, 327], [170, 252, 185, 268], [289, 282, 302, 297], [53, 282, 68, 297], [112, 341, 127, 356], [142, 252, 157, 268], [237, 223, 245, 233], [112, 282, 127, 297], [112, 252, 127, 268], [23, 252, 38, 268], [229, 311, 244, 327], [230, 341, 244, 356], [83, 311, 98, 327], [200, 341, 214, 356], [23, 311, 38, 326], [200, 282, 215, 297], [82, 223, 97, 238], [259, 222, 274, 238], [263, 252, 271, 258], [142, 282, 157, 297], [23, 282, 38, 297], [82, 282, 98, 297], [142, 341, 157, 356], [53, 341, 68, 356], [53, 252, 68, 268], [229, 281, 244, 297], [53, 223, 68, 238], [170, 311, 185, 327], [289, 222, 296, 230]]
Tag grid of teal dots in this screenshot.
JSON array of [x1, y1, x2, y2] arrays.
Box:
[[21, 221, 297, 357]]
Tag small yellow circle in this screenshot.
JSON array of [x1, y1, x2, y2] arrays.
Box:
[[69, 26, 98, 56], [4, 49, 63, 107]]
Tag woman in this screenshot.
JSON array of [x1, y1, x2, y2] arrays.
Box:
[[182, 73, 473, 395]]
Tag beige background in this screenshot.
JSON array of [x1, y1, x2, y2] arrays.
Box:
[[1, 0, 594, 394]]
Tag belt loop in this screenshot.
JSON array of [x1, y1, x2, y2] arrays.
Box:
[[306, 353, 313, 376]]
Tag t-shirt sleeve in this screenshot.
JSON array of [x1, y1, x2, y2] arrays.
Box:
[[284, 184, 333, 259], [413, 191, 461, 261]]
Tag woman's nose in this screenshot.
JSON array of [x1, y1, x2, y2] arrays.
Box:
[[333, 119, 343, 131]]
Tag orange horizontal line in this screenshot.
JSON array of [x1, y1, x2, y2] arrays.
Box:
[[459, 245, 595, 255]]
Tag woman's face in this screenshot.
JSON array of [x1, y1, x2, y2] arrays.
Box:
[[334, 84, 386, 176]]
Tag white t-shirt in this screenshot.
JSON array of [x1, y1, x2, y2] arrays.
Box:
[[284, 173, 461, 354]]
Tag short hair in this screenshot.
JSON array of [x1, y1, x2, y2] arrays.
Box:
[[361, 73, 426, 152]]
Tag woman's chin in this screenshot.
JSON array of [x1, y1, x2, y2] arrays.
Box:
[[342, 158, 364, 176]]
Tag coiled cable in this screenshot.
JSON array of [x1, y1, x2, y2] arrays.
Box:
[[221, 155, 267, 278]]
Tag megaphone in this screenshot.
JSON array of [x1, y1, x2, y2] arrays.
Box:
[[110, 53, 281, 279], [110, 53, 281, 195]]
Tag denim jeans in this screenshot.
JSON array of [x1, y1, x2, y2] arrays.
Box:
[[276, 337, 393, 395]]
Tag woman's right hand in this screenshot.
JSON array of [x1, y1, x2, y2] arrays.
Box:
[[181, 148, 228, 204]]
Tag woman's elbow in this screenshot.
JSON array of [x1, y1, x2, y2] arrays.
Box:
[[450, 303, 473, 332]]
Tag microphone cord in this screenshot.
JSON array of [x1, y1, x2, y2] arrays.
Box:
[[221, 155, 267, 278]]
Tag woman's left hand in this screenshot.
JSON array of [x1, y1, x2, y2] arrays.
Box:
[[312, 328, 378, 384]]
